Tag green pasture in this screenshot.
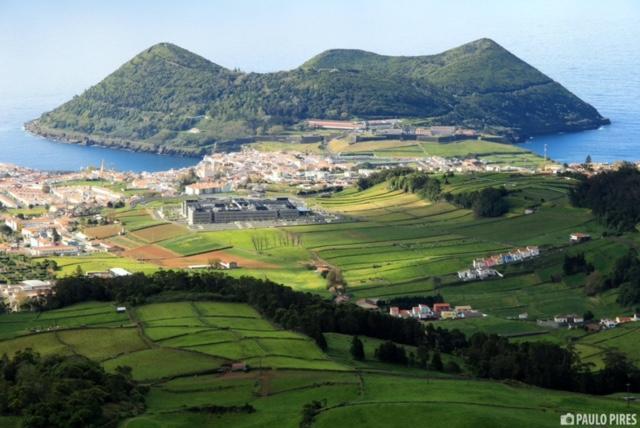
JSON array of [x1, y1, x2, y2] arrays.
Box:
[[0, 300, 636, 427], [48, 254, 159, 276]]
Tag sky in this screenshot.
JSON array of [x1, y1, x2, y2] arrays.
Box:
[[0, 0, 639, 99]]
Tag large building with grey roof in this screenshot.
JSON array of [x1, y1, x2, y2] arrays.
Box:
[[182, 197, 305, 225]]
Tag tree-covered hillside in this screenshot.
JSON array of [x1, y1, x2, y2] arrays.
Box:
[[27, 39, 608, 155]]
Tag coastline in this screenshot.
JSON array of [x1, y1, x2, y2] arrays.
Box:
[[524, 119, 611, 142], [24, 120, 208, 158], [26, 116, 611, 155]]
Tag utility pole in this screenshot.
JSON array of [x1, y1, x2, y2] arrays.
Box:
[[543, 144, 548, 171]]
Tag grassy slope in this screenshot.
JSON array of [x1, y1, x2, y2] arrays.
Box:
[[0, 301, 636, 428]]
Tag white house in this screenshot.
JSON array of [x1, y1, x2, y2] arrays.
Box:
[[109, 268, 132, 277]]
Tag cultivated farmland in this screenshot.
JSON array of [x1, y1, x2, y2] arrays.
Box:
[[0, 300, 636, 428]]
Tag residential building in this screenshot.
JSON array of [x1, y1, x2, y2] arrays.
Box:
[[0, 280, 54, 311]]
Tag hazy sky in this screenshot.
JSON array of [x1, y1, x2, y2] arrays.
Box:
[[1, 0, 638, 99]]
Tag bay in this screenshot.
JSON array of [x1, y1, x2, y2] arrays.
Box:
[[0, 95, 200, 172]]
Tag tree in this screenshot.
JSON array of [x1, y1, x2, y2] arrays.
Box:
[[569, 165, 640, 231], [51, 228, 61, 244], [583, 310, 595, 322], [312, 330, 327, 351], [326, 268, 345, 290], [0, 350, 146, 428], [563, 253, 593, 276], [432, 276, 442, 290], [444, 360, 461, 373], [74, 265, 84, 277], [374, 341, 407, 365], [430, 351, 444, 371], [350, 336, 365, 361], [585, 154, 592, 164], [584, 271, 606, 296], [416, 345, 430, 369], [472, 187, 509, 218], [300, 400, 324, 428]]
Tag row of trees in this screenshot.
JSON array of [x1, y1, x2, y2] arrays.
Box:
[[466, 333, 640, 395], [388, 172, 442, 200], [250, 231, 302, 253], [356, 167, 413, 191]]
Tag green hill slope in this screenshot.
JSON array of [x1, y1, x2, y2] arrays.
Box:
[[27, 39, 608, 155], [0, 301, 636, 428]]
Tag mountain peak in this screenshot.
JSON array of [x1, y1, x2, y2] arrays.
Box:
[[300, 49, 381, 70], [131, 42, 222, 70]]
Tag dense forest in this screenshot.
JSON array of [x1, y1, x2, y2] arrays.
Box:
[[570, 164, 640, 232], [25, 270, 640, 396], [0, 350, 146, 428], [30, 39, 608, 154], [581, 248, 640, 307], [444, 187, 510, 217]]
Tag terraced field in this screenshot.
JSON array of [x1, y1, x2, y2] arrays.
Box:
[[292, 176, 606, 306], [66, 173, 627, 323], [135, 302, 345, 373], [0, 300, 635, 428], [572, 323, 640, 369]]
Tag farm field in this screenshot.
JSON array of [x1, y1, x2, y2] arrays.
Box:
[[0, 301, 131, 340], [286, 177, 618, 318], [115, 208, 167, 232], [129, 223, 189, 243], [0, 301, 636, 427], [0, 300, 344, 379], [58, 172, 631, 321], [42, 170, 636, 371], [251, 140, 325, 154], [154, 228, 326, 289], [323, 138, 551, 169], [136, 301, 345, 372], [573, 323, 640, 369], [49, 253, 159, 276], [84, 224, 124, 239]]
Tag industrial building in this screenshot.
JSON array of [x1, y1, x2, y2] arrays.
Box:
[[182, 197, 306, 225]]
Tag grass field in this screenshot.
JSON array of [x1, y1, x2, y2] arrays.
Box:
[[48, 253, 159, 276], [285, 177, 618, 320], [59, 172, 628, 320], [130, 223, 189, 243], [46, 171, 637, 370], [572, 323, 640, 369], [252, 140, 325, 154], [136, 302, 345, 372], [322, 138, 552, 169], [0, 300, 636, 427], [115, 208, 167, 232]]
